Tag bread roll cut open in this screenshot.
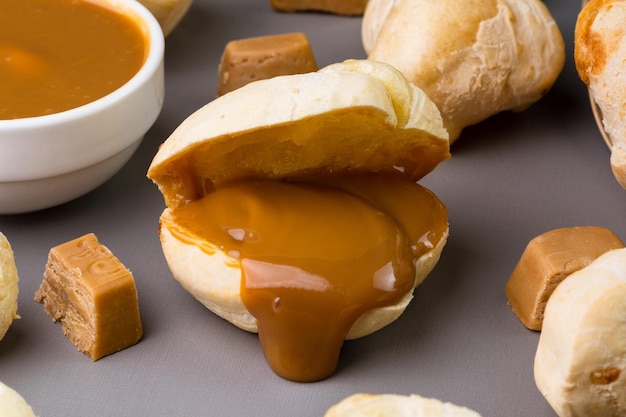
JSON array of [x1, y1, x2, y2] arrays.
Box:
[[148, 59, 450, 380]]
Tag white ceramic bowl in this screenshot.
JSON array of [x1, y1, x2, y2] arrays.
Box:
[[0, 0, 165, 214]]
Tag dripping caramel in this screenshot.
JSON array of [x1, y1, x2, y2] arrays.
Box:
[[166, 173, 447, 382]]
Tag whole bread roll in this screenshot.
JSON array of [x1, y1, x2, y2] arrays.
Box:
[[324, 393, 482, 417], [0, 381, 36, 417], [362, 0, 565, 142], [0, 232, 19, 341], [575, 0, 626, 189], [137, 0, 192, 37], [535, 248, 626, 416], [148, 59, 450, 339]]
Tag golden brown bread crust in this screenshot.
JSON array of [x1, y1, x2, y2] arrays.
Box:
[[575, 0, 616, 85], [575, 0, 626, 188]]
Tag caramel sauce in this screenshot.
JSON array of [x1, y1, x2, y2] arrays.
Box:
[[167, 174, 447, 382], [0, 0, 146, 119]]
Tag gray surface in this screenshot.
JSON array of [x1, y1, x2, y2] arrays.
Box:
[[1, 0, 625, 416]]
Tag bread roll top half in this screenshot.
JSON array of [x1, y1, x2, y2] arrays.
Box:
[[148, 59, 450, 208]]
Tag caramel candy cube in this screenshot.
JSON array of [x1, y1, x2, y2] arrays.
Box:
[[269, 0, 368, 15], [505, 226, 624, 331], [34, 233, 142, 360], [217, 32, 317, 96]]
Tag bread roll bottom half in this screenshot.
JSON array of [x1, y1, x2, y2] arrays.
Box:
[[148, 60, 450, 382]]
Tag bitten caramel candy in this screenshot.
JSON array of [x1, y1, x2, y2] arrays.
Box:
[[217, 32, 317, 97], [505, 226, 624, 331], [35, 233, 142, 360], [269, 0, 368, 15]]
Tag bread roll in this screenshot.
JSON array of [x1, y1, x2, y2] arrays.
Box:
[[149, 59, 449, 208], [362, 0, 565, 142], [575, 0, 626, 188], [148, 59, 450, 339], [535, 248, 626, 416], [0, 231, 19, 342], [137, 0, 192, 37], [148, 60, 451, 381], [0, 381, 36, 417], [324, 393, 482, 417]]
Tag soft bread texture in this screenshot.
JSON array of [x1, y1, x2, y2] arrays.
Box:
[[137, 0, 192, 36], [0, 232, 19, 341], [149, 59, 449, 208], [362, 0, 565, 142], [534, 248, 626, 417], [575, 0, 626, 188], [0, 381, 36, 417], [324, 393, 482, 417], [148, 59, 450, 339]]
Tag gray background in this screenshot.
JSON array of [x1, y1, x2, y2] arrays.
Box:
[[2, 0, 625, 416]]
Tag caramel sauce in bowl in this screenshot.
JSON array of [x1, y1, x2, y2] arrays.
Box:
[[0, 0, 164, 214], [1, 0, 146, 120]]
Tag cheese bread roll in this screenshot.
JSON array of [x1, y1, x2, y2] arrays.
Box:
[[535, 248, 626, 416], [0, 381, 36, 417], [0, 232, 19, 341], [362, 0, 565, 142], [324, 393, 482, 417], [148, 59, 450, 381]]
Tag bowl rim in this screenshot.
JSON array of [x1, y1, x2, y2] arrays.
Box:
[[0, 0, 165, 132]]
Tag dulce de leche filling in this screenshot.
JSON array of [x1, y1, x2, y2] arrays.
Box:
[[167, 173, 447, 382]]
